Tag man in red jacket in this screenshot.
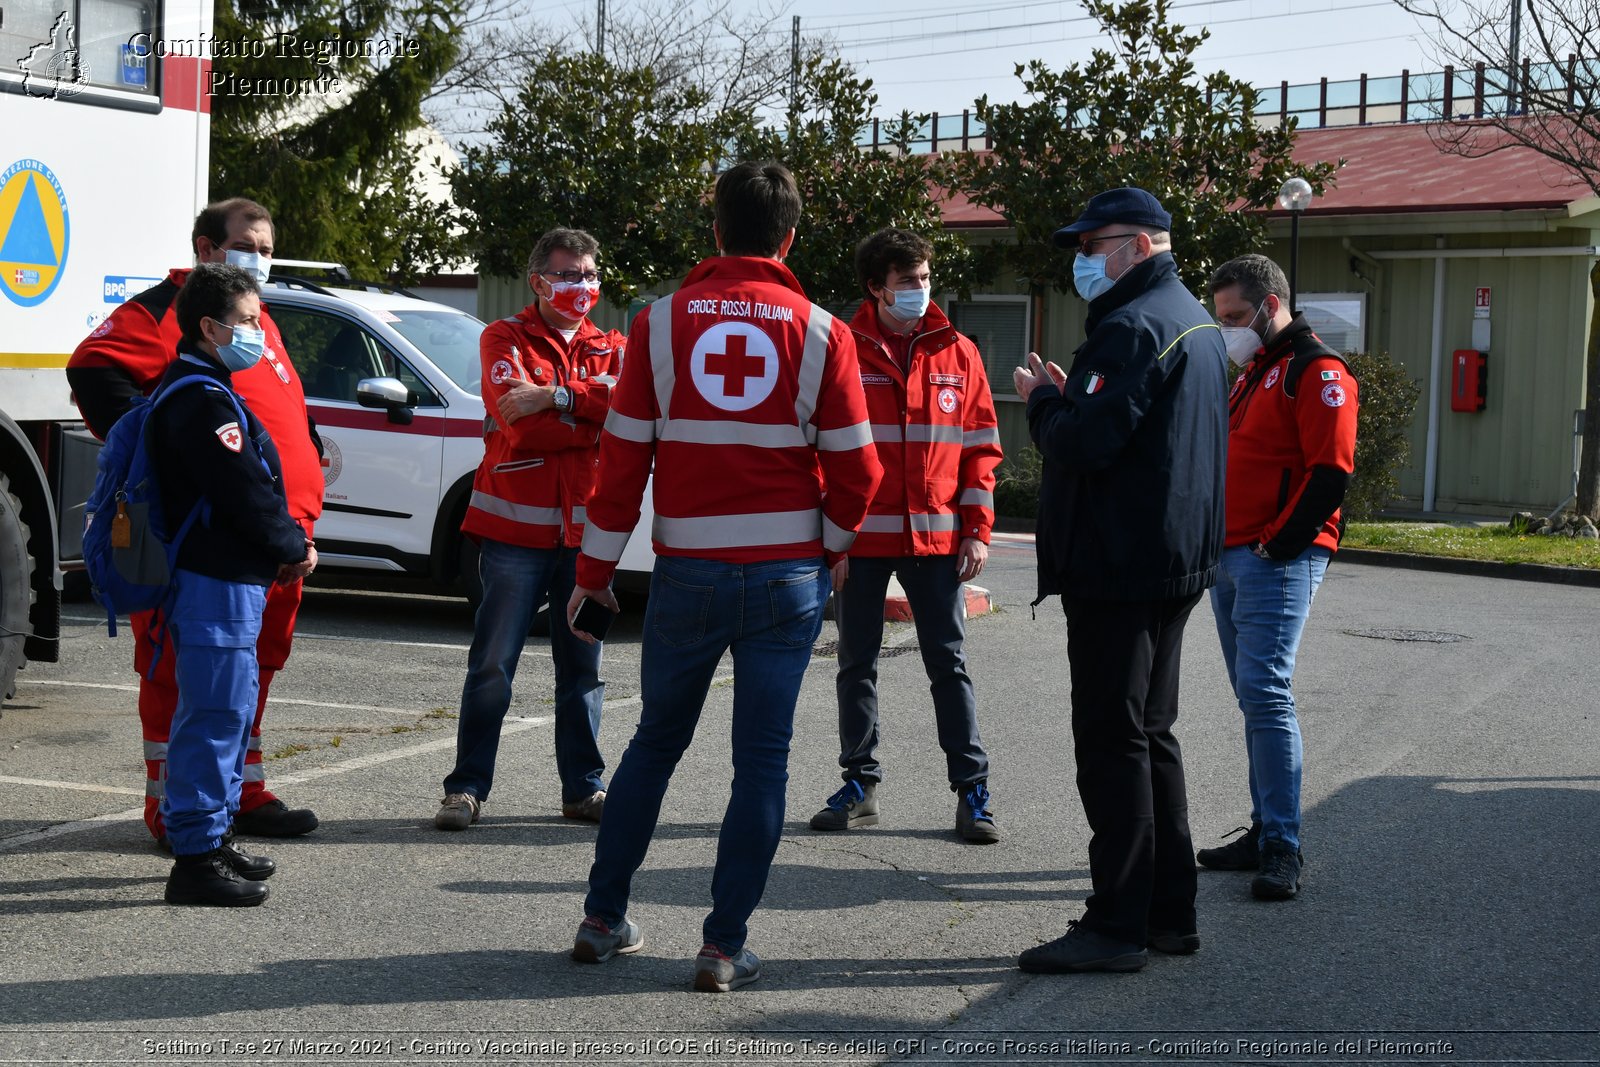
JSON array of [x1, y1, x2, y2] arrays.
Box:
[[432, 228, 624, 832], [67, 198, 324, 842], [806, 227, 1004, 843], [1199, 253, 1358, 901], [566, 161, 882, 992]]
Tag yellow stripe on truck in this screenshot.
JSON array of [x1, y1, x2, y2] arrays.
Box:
[[0, 353, 72, 369]]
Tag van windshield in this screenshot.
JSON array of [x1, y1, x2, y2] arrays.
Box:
[[386, 310, 486, 395]]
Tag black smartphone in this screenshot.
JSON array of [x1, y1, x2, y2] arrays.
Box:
[[572, 596, 617, 641]]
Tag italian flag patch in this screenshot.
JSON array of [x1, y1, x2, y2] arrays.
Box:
[[1084, 371, 1105, 395]]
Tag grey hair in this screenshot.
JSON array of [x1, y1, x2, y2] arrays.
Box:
[[525, 228, 600, 277], [1209, 253, 1290, 306]]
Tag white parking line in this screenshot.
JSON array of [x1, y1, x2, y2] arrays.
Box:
[[26, 679, 423, 717], [0, 775, 144, 797], [0, 690, 655, 852]]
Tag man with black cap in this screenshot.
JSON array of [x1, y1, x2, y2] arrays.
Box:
[[1012, 187, 1227, 973]]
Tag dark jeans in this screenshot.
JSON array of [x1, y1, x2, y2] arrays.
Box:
[[1063, 592, 1202, 945], [444, 539, 605, 804], [585, 556, 830, 953], [835, 554, 989, 790]]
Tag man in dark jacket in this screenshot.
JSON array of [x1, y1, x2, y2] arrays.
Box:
[[1012, 187, 1227, 973]]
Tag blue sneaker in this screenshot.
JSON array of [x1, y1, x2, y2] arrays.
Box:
[[808, 779, 878, 831], [957, 781, 1000, 843], [571, 915, 643, 963], [693, 943, 761, 992]]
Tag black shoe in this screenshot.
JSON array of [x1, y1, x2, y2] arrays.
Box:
[[1147, 929, 1201, 955], [1017, 920, 1147, 973], [808, 780, 878, 831], [219, 834, 276, 881], [1196, 823, 1259, 870], [164, 849, 271, 907], [232, 798, 319, 838], [1251, 839, 1302, 900]]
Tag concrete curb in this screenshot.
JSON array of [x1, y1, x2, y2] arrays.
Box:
[[1337, 547, 1600, 587], [883, 579, 995, 621]]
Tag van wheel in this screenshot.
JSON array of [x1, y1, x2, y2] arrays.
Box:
[[0, 474, 35, 704]]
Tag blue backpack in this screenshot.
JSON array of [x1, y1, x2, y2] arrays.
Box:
[[83, 373, 252, 641]]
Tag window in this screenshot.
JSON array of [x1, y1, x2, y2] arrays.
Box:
[[1, 0, 158, 104], [946, 296, 1031, 401], [385, 309, 486, 396], [1297, 292, 1367, 354], [271, 306, 443, 408]]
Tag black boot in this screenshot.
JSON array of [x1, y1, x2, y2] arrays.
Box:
[[232, 798, 319, 837], [165, 849, 271, 907], [219, 831, 276, 881]]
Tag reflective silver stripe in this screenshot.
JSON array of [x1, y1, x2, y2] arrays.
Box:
[[572, 506, 587, 525], [661, 421, 807, 448], [470, 490, 562, 527], [906, 423, 964, 444], [959, 488, 995, 508], [649, 295, 675, 421], [860, 514, 905, 533], [822, 514, 856, 553], [870, 423, 905, 443], [605, 409, 657, 444], [143, 741, 168, 760], [484, 415, 500, 434], [145, 779, 164, 798], [591, 374, 617, 387], [794, 305, 832, 431], [910, 513, 960, 533], [815, 421, 873, 452], [582, 522, 632, 563], [962, 426, 1001, 448], [247, 736, 262, 752], [654, 509, 821, 551], [243, 765, 266, 782]]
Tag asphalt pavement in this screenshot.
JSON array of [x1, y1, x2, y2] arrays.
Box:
[[2, 536, 1597, 1065]]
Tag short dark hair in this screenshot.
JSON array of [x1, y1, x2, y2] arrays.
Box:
[[526, 227, 601, 277], [1209, 253, 1290, 307], [176, 263, 261, 347], [192, 197, 274, 254], [714, 161, 802, 257], [855, 228, 934, 298]]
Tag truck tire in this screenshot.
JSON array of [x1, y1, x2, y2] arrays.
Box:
[[0, 472, 34, 704]]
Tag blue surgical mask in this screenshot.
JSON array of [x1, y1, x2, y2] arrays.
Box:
[[225, 250, 272, 285], [883, 286, 931, 323], [215, 322, 266, 372], [1072, 236, 1136, 302]]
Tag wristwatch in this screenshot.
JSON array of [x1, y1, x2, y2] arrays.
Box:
[[553, 385, 572, 413]]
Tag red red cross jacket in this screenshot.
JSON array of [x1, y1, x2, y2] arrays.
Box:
[[66, 267, 324, 524], [461, 305, 624, 549], [847, 299, 1002, 557], [1225, 315, 1359, 557], [576, 256, 882, 589]]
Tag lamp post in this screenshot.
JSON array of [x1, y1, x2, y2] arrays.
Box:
[[1278, 176, 1314, 311]]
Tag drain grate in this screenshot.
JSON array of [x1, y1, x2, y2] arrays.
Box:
[[811, 640, 919, 660], [1343, 628, 1469, 643]]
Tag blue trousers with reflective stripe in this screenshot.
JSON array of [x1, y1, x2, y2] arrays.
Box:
[[160, 569, 267, 856]]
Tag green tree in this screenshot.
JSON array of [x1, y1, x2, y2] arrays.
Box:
[[452, 50, 736, 307], [1344, 350, 1422, 520], [734, 56, 987, 308], [956, 0, 1338, 296], [211, 0, 466, 282]]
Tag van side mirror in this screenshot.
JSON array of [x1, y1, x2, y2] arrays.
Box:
[[356, 377, 414, 425]]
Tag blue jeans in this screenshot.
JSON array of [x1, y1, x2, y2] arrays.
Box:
[[834, 554, 989, 790], [162, 570, 267, 856], [1210, 545, 1331, 851], [444, 539, 605, 804], [585, 555, 829, 954]]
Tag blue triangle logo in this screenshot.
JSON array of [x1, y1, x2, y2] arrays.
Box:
[[0, 174, 60, 267]]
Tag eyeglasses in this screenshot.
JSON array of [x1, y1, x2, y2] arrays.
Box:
[[1079, 233, 1142, 253], [540, 270, 602, 284]]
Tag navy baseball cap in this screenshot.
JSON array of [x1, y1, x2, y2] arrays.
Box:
[[1052, 187, 1173, 248]]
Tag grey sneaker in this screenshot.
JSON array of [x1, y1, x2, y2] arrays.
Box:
[[693, 943, 761, 992], [433, 792, 480, 831], [571, 915, 643, 963], [956, 781, 1000, 843], [561, 790, 606, 823], [808, 780, 878, 831]]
